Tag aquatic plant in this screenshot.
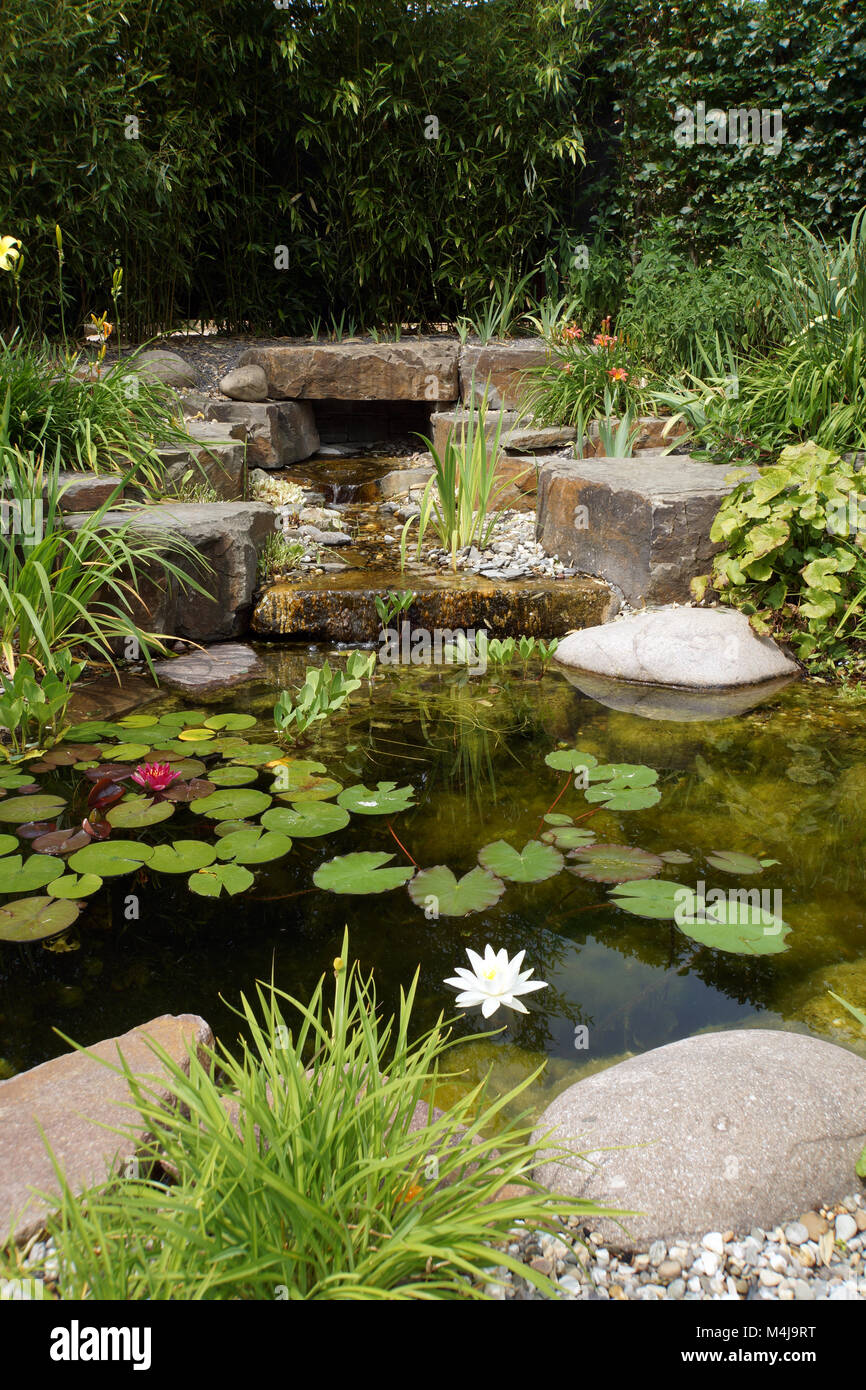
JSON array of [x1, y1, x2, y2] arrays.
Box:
[[445, 944, 548, 1019], [131, 763, 179, 794]]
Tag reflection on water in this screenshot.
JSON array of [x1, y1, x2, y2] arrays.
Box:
[[1, 649, 865, 1120]]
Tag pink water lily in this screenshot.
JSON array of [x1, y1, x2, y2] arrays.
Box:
[[132, 762, 180, 794]]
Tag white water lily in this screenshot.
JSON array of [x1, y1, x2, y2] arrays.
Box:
[[444, 944, 548, 1018]]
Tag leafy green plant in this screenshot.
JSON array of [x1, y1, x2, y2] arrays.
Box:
[[258, 532, 305, 583], [23, 935, 613, 1300], [594, 396, 640, 459], [459, 268, 537, 344], [0, 652, 84, 757], [273, 656, 375, 743], [400, 386, 522, 572], [521, 317, 654, 428], [692, 441, 866, 662], [374, 589, 415, 628]]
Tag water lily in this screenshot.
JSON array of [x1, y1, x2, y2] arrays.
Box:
[[444, 944, 548, 1018], [0, 236, 21, 272], [131, 762, 180, 794]]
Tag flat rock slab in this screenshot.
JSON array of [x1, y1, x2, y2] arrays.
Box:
[[533, 1029, 866, 1249], [151, 642, 264, 695], [0, 1014, 213, 1246], [431, 408, 574, 457], [56, 472, 125, 513], [64, 502, 275, 644], [536, 455, 757, 604], [65, 673, 161, 724], [554, 607, 799, 689], [238, 341, 459, 402], [253, 572, 618, 642], [459, 341, 550, 409], [155, 421, 246, 500], [205, 399, 319, 467]]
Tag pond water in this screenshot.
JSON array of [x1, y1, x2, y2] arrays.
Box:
[[2, 648, 865, 1123]]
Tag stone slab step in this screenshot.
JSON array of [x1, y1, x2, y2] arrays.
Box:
[[238, 340, 460, 403], [431, 408, 574, 457], [252, 570, 618, 643], [151, 641, 265, 695], [0, 1015, 213, 1246]]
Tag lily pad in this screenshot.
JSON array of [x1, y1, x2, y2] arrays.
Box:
[[228, 743, 285, 766], [0, 895, 80, 942], [32, 827, 92, 856], [157, 710, 208, 728], [705, 850, 766, 875], [477, 839, 563, 883], [206, 765, 259, 787], [68, 840, 154, 877], [215, 829, 293, 864], [260, 802, 350, 837], [541, 826, 596, 849], [177, 728, 216, 742], [64, 720, 127, 741], [188, 862, 255, 898], [275, 773, 343, 802], [0, 834, 18, 856], [166, 758, 208, 780], [148, 841, 217, 874], [313, 851, 414, 895], [407, 864, 505, 917], [190, 788, 273, 819], [678, 898, 791, 956], [161, 778, 216, 803], [336, 782, 416, 816], [0, 794, 68, 824], [0, 854, 66, 894], [609, 879, 695, 920], [204, 713, 257, 731], [543, 812, 574, 826], [544, 749, 599, 773], [213, 820, 255, 838], [104, 743, 152, 762], [568, 843, 664, 884], [588, 763, 659, 787], [0, 770, 43, 787], [583, 784, 661, 811], [48, 873, 103, 899], [659, 850, 693, 865], [118, 714, 161, 728], [106, 795, 175, 829]]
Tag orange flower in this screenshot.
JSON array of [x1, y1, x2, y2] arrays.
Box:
[[608, 367, 628, 381], [398, 1182, 423, 1204]]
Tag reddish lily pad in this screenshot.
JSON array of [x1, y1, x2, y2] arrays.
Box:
[[32, 827, 92, 856], [568, 843, 664, 884]]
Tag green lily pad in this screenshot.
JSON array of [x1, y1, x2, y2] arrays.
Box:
[[49, 873, 103, 899], [68, 840, 154, 877], [73, 761, 101, 772], [148, 841, 217, 874], [0, 895, 80, 942], [543, 812, 574, 826], [678, 897, 791, 956], [118, 714, 162, 728], [204, 713, 258, 731], [541, 826, 596, 849], [166, 758, 208, 780], [106, 796, 175, 829], [477, 839, 563, 883], [188, 862, 255, 898], [0, 854, 66, 894], [659, 850, 693, 865], [0, 771, 39, 788], [64, 721, 126, 741], [227, 744, 285, 766], [336, 782, 416, 816], [213, 820, 255, 838], [177, 728, 217, 743], [206, 765, 259, 787], [584, 784, 662, 811], [0, 834, 18, 857], [587, 763, 659, 787], [272, 769, 342, 801], [260, 802, 350, 837], [568, 844, 664, 884], [157, 710, 207, 728], [190, 788, 273, 819], [544, 749, 599, 773], [407, 864, 505, 917], [215, 829, 292, 864], [104, 743, 152, 762], [705, 850, 766, 875], [0, 793, 68, 824], [313, 851, 414, 895], [609, 879, 695, 920]]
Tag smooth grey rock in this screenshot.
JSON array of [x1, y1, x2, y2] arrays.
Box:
[[151, 642, 264, 695], [378, 466, 434, 499], [534, 1030, 866, 1250], [219, 364, 268, 401], [554, 607, 799, 689], [205, 399, 319, 468], [536, 455, 758, 604], [63, 502, 274, 643], [132, 348, 198, 389]]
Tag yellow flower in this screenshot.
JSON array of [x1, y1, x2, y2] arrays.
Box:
[[333, 956, 345, 973], [0, 236, 21, 272]]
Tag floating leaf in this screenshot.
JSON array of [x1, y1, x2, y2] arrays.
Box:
[[188, 862, 254, 898], [213, 820, 255, 838], [49, 873, 103, 899], [568, 843, 664, 883], [206, 765, 259, 787], [544, 749, 599, 772], [160, 778, 216, 803], [167, 758, 208, 780], [336, 782, 415, 816], [543, 812, 574, 826], [705, 850, 766, 875], [541, 826, 596, 849], [215, 829, 292, 864], [584, 785, 661, 811], [407, 865, 505, 917], [88, 777, 128, 812], [0, 895, 80, 942], [0, 854, 66, 894], [148, 841, 217, 874], [73, 761, 100, 772], [204, 713, 257, 731], [0, 770, 42, 787], [16, 821, 57, 840], [107, 795, 175, 829], [678, 896, 791, 956], [64, 720, 127, 741], [118, 714, 161, 728], [477, 839, 563, 883], [190, 788, 272, 819], [157, 710, 207, 728], [32, 827, 92, 856], [313, 851, 414, 895], [228, 743, 285, 766], [261, 802, 350, 837], [104, 743, 151, 762], [588, 763, 659, 787], [0, 834, 18, 856], [177, 728, 216, 742], [68, 840, 154, 877], [0, 794, 67, 824], [659, 850, 693, 865], [609, 879, 694, 920], [275, 773, 342, 802]]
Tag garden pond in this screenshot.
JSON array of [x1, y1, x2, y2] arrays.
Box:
[[1, 647, 865, 1124]]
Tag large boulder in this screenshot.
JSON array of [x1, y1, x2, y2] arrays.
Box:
[[237, 341, 459, 403], [533, 1030, 866, 1248], [131, 348, 198, 390], [536, 455, 757, 604], [205, 399, 319, 468], [0, 1015, 213, 1245], [554, 607, 799, 689], [459, 341, 550, 409], [63, 502, 275, 643]]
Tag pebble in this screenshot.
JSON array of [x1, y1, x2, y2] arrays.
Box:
[[785, 1221, 810, 1246], [836, 1214, 858, 1243], [702, 1231, 725, 1256]]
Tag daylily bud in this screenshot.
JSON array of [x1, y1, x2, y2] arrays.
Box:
[[333, 956, 345, 973]]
